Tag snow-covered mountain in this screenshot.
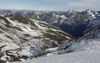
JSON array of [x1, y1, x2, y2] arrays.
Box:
[[62, 16, 100, 53], [0, 15, 76, 62], [0, 9, 99, 37], [13, 9, 100, 37], [77, 16, 100, 41], [6, 10, 99, 63], [15, 16, 100, 63], [0, 9, 100, 63], [0, 10, 13, 17]]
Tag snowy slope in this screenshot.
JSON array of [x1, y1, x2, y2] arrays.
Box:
[[16, 49, 100, 63], [16, 39, 100, 63]]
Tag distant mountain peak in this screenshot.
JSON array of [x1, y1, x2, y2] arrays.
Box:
[[70, 9, 74, 11], [68, 9, 75, 14]]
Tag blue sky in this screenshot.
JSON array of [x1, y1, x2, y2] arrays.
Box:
[[0, 0, 99, 11]]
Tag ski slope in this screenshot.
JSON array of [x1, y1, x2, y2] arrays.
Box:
[[16, 39, 100, 63], [16, 48, 100, 63]]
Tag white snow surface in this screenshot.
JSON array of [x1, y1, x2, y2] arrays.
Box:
[[16, 49, 100, 63], [16, 38, 100, 63]]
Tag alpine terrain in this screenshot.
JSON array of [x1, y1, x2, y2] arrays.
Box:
[[0, 9, 100, 63], [0, 14, 76, 63], [16, 12, 100, 63]]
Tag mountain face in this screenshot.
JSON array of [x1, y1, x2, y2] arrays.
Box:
[[55, 16, 100, 55], [0, 15, 76, 62], [11, 10, 99, 37], [77, 16, 100, 42]]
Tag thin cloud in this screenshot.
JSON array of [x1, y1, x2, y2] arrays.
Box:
[[68, 0, 100, 10], [45, 0, 67, 2], [44, 0, 78, 2], [0, 3, 33, 10], [0, 0, 99, 11], [0, 3, 54, 11]]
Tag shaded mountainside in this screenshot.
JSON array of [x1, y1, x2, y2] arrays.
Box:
[[54, 16, 100, 55], [0, 15, 76, 62], [77, 16, 100, 41], [14, 10, 100, 37]]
